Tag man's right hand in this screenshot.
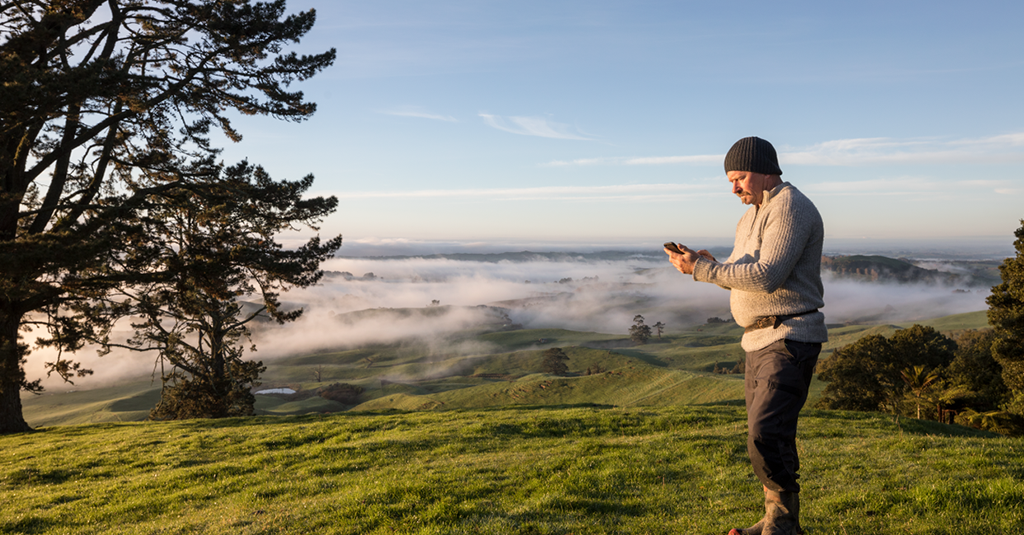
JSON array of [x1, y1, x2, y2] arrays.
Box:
[[665, 243, 700, 275]]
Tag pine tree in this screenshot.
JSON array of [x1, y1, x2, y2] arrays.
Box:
[[629, 315, 652, 345], [107, 158, 342, 419], [987, 220, 1024, 416], [0, 1, 335, 433]]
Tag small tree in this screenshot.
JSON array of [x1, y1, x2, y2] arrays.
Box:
[[900, 365, 940, 419], [653, 322, 665, 339], [730, 356, 746, 375], [542, 348, 570, 376], [629, 315, 652, 345]]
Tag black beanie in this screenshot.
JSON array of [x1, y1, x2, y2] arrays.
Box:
[[724, 136, 783, 176]]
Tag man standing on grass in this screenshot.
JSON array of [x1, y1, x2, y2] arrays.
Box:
[[665, 136, 826, 535]]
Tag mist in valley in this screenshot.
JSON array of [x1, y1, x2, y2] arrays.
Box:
[[22, 252, 993, 391]]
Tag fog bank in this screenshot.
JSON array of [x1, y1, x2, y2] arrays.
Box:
[[22, 255, 989, 390]]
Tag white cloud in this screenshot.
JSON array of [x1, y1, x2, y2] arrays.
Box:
[[803, 175, 1024, 197], [624, 155, 722, 165], [479, 113, 595, 140], [543, 132, 1024, 168], [544, 157, 621, 166], [545, 154, 721, 166], [802, 177, 931, 195], [333, 183, 716, 202], [781, 134, 1024, 166], [380, 109, 458, 122]]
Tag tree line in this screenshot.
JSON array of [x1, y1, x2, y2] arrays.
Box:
[[1, 0, 340, 432], [816, 221, 1024, 435]]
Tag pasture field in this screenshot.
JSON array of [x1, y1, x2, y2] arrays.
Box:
[[1, 405, 1021, 534], [7, 309, 1014, 534], [19, 311, 991, 428]]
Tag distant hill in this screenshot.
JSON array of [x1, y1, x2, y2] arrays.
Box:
[[332, 248, 734, 264], [821, 255, 1000, 286]]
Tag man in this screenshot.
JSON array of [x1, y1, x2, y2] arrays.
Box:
[[665, 136, 826, 535]]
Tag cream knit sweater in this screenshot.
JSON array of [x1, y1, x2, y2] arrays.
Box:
[[692, 182, 828, 351]]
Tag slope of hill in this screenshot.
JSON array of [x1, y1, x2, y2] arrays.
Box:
[[20, 309, 990, 428], [1, 406, 1019, 534], [822, 255, 1001, 286]]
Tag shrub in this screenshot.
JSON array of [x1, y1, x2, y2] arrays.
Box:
[[318, 383, 365, 405]]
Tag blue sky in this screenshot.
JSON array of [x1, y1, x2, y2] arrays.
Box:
[[216, 0, 1024, 254]]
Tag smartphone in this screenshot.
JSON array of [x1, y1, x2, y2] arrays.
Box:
[[663, 242, 684, 254]]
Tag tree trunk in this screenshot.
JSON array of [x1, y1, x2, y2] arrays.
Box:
[[0, 310, 31, 434]]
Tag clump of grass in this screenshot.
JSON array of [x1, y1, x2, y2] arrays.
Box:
[[2, 406, 1021, 534]]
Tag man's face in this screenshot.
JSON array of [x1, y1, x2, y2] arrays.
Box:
[[728, 170, 767, 206]]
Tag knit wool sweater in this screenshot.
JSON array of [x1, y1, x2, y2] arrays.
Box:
[[692, 182, 828, 351]]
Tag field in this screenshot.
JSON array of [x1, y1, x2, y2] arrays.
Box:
[[2, 405, 1021, 534], [6, 308, 1008, 534], [19, 310, 990, 427]]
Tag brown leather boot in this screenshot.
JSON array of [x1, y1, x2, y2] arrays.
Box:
[[728, 488, 803, 535], [762, 489, 800, 535]]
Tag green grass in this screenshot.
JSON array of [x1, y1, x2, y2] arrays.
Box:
[[1, 406, 1020, 534], [896, 310, 989, 332], [21, 310, 992, 427], [18, 380, 163, 428]]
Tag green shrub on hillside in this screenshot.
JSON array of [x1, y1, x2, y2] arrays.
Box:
[[816, 324, 1023, 434], [816, 325, 956, 416], [318, 383, 365, 405], [542, 348, 570, 376]]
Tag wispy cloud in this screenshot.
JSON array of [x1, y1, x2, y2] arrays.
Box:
[[333, 183, 715, 202], [545, 154, 720, 166], [380, 108, 458, 122], [781, 134, 1024, 166], [543, 133, 1024, 168], [803, 176, 1019, 196], [802, 177, 932, 195], [479, 114, 595, 141]]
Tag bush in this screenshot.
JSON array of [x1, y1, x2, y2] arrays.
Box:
[[816, 325, 956, 414], [318, 383, 365, 405], [542, 348, 570, 376]]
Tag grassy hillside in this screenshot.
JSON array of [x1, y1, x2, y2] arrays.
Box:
[[896, 309, 989, 332], [19, 310, 991, 428], [1, 406, 1020, 534]]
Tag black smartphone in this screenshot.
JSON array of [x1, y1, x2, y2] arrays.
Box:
[[663, 242, 684, 254]]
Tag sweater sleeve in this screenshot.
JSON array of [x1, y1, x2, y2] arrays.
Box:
[[693, 194, 812, 294]]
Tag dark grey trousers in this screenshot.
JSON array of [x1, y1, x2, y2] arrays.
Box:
[[744, 339, 821, 493]]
